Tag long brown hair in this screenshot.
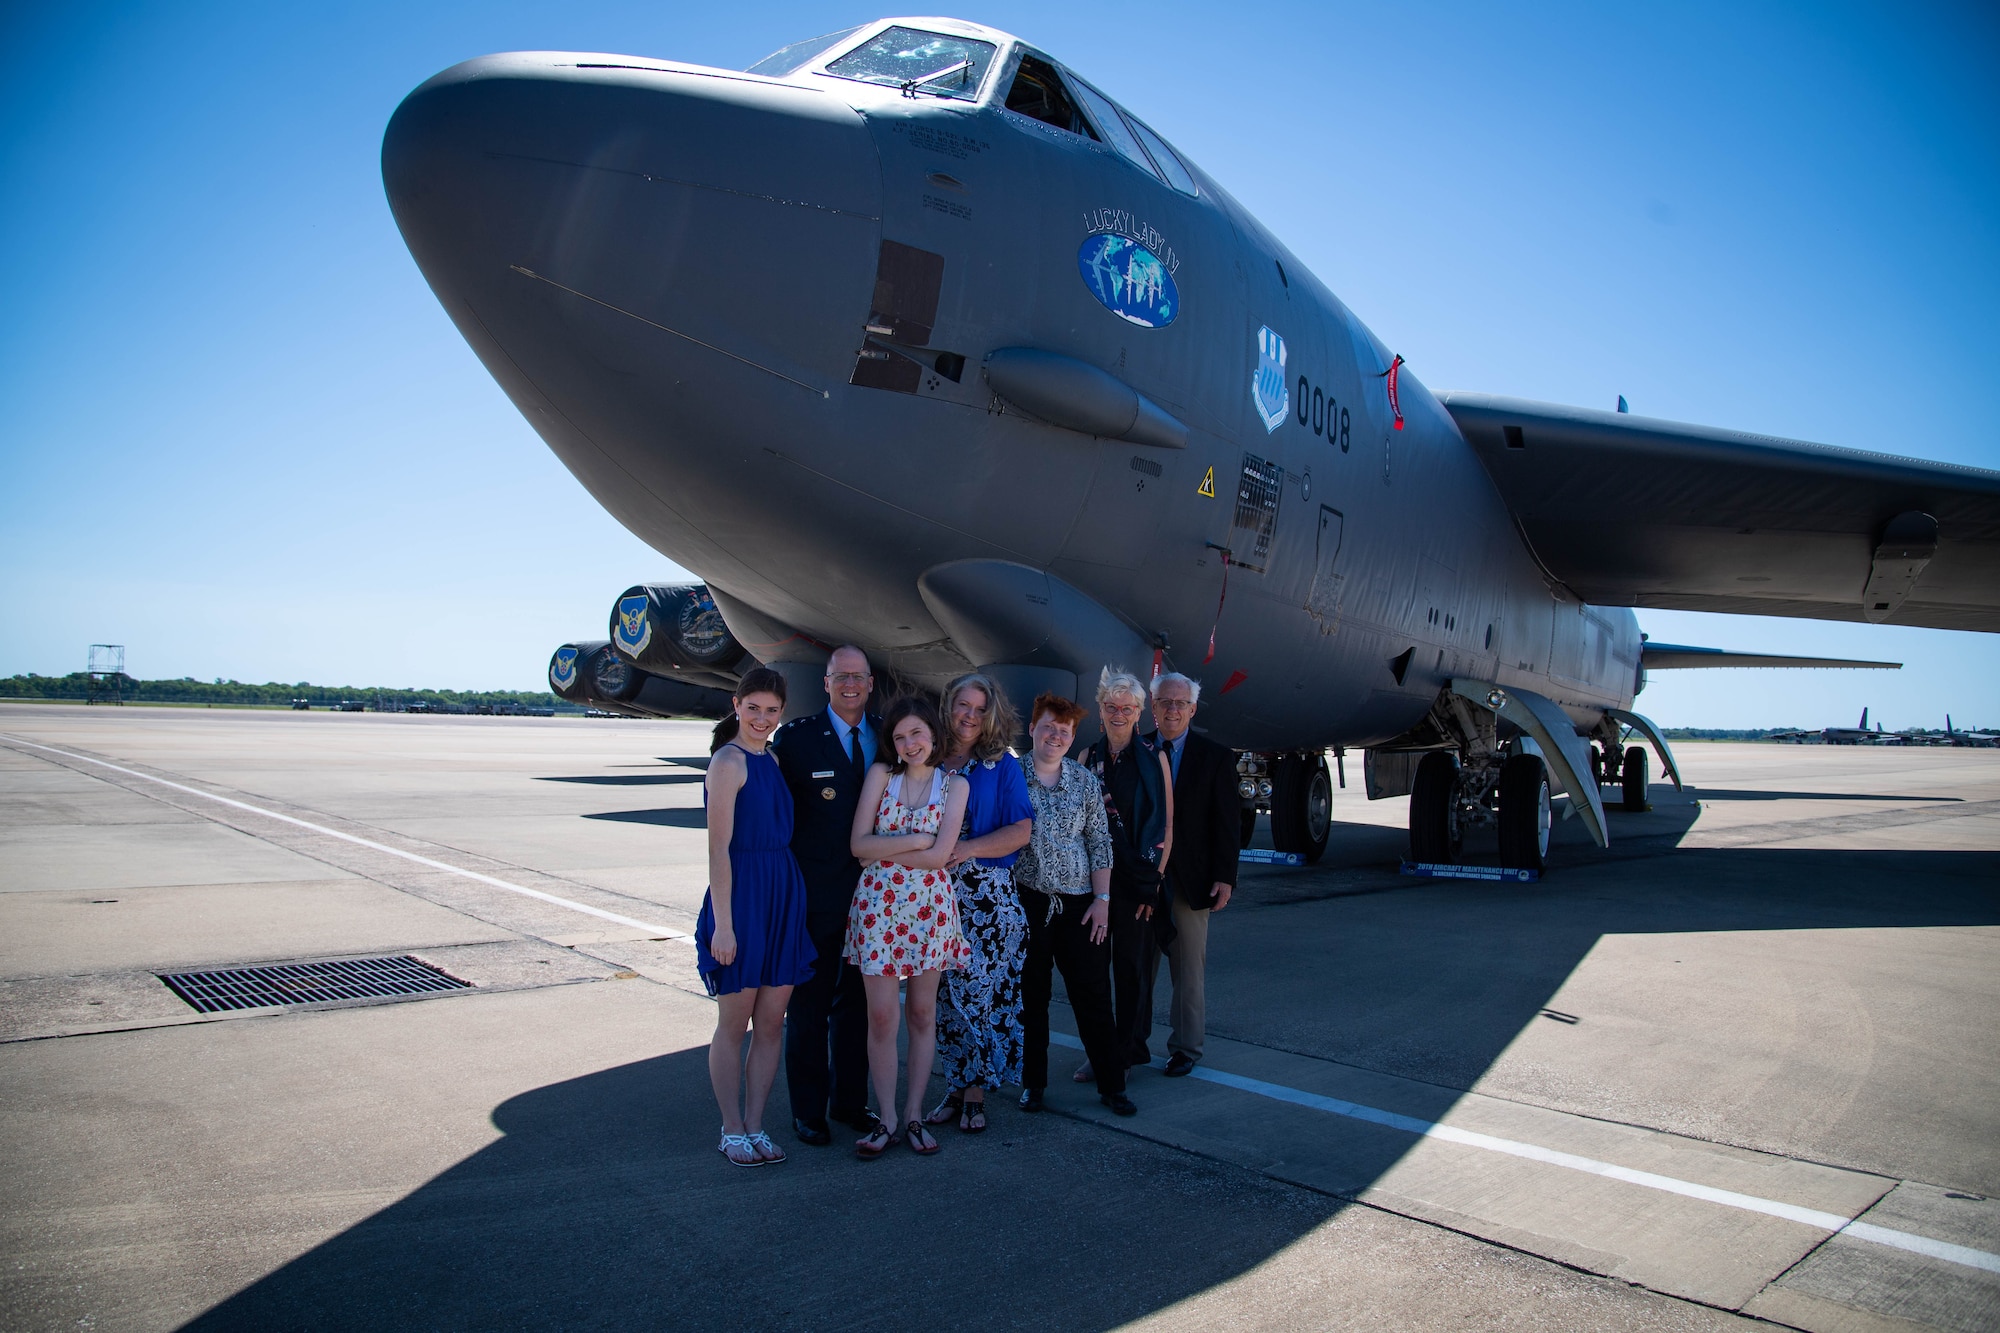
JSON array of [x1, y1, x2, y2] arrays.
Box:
[[710, 666, 788, 753], [880, 695, 945, 774], [941, 672, 1018, 762]]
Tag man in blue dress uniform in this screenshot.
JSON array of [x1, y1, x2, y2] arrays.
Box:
[[770, 645, 880, 1144]]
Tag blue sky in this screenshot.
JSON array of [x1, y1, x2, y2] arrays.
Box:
[[2, 1, 1995, 728]]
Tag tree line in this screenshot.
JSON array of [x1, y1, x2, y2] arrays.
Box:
[[1, 673, 566, 710]]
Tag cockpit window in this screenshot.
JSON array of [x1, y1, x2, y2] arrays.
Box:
[[1125, 116, 1200, 196], [1068, 78, 1162, 182], [745, 26, 864, 77], [823, 26, 997, 100], [1005, 54, 1097, 139]]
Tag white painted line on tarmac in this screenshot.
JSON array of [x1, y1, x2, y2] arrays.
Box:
[[1049, 1032, 2000, 1275], [3, 737, 690, 941]]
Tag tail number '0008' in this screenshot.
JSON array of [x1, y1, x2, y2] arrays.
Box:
[[1297, 375, 1350, 453]]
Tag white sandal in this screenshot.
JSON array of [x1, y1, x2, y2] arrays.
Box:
[[718, 1128, 761, 1168], [746, 1129, 786, 1164]]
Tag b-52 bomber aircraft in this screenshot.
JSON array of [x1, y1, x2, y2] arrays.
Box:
[[383, 17, 2000, 871]]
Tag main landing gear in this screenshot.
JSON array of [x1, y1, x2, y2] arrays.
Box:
[[1236, 750, 1334, 863], [1590, 736, 1651, 812], [1405, 747, 1551, 872]]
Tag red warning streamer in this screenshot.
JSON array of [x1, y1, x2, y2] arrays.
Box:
[[1384, 354, 1405, 431], [1202, 544, 1232, 665]]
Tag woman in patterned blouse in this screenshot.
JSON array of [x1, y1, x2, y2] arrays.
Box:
[[1014, 693, 1131, 1116]]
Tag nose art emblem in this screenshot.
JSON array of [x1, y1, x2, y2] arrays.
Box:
[[1252, 327, 1290, 433]]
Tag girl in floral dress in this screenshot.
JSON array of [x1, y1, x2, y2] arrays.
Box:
[[845, 695, 971, 1158]]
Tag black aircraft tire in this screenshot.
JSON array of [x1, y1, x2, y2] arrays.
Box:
[[1622, 745, 1651, 812], [1271, 753, 1334, 864], [1497, 754, 1552, 873], [1408, 752, 1460, 864]]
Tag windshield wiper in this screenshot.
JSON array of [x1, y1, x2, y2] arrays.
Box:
[[900, 58, 972, 97]]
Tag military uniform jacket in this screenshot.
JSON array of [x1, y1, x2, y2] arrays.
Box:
[[770, 710, 880, 919]]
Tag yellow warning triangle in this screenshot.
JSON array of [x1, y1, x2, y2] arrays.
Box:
[[1197, 465, 1216, 498]]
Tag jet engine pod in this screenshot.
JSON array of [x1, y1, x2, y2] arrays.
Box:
[[984, 348, 1187, 450], [609, 583, 748, 678], [549, 638, 733, 717], [548, 640, 607, 704], [918, 559, 1156, 707]]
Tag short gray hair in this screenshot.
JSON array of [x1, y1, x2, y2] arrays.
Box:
[[1096, 665, 1147, 706], [1154, 671, 1202, 705]]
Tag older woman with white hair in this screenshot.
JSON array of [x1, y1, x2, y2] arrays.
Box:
[[1075, 667, 1173, 1100]]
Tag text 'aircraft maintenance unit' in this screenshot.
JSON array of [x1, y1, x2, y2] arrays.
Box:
[[384, 17, 2000, 872]]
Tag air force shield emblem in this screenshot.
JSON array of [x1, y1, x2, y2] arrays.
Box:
[[550, 646, 580, 692], [1251, 326, 1289, 434], [614, 595, 652, 655]]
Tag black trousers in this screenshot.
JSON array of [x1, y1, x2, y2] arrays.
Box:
[[1108, 871, 1158, 1069], [783, 911, 868, 1126], [1020, 887, 1125, 1095]]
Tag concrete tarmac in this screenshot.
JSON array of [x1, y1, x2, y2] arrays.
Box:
[[0, 704, 1994, 1331]]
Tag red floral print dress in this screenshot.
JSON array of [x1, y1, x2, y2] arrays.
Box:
[[844, 769, 971, 979]]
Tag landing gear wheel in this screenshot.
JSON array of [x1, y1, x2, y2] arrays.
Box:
[[1408, 752, 1461, 864], [1240, 806, 1259, 849], [1270, 753, 1333, 864], [1497, 754, 1552, 872], [1622, 745, 1650, 812]]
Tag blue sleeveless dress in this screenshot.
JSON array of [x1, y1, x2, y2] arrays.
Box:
[[695, 743, 816, 997]]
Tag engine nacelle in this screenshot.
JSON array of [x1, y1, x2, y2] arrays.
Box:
[[548, 639, 733, 719], [609, 583, 747, 686]]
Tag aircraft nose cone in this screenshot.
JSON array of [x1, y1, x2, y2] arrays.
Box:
[[382, 53, 880, 436]]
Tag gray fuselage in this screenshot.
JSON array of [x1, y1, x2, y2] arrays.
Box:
[[383, 22, 1640, 750]]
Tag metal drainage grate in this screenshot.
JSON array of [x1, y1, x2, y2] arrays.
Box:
[[157, 955, 470, 1013]]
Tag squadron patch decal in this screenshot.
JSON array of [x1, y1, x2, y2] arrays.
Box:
[[549, 646, 580, 692], [1251, 327, 1290, 433], [1077, 233, 1178, 328], [614, 595, 652, 656]]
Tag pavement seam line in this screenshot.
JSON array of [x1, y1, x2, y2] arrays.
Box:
[[1047, 1032, 2000, 1276], [1, 736, 691, 941]]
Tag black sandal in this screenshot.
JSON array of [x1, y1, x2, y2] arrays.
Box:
[[905, 1120, 941, 1156], [959, 1097, 987, 1133], [855, 1116, 901, 1160], [924, 1093, 963, 1126]]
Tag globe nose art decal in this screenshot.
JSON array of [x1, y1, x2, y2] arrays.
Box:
[[1077, 234, 1178, 328]]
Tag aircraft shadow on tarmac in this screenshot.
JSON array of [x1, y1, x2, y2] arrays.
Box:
[[580, 807, 706, 829], [184, 790, 2000, 1329], [536, 773, 706, 786], [183, 1045, 1342, 1331], [1689, 788, 1964, 803]]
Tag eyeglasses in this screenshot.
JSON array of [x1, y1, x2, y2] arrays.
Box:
[[1156, 699, 1193, 710], [1102, 703, 1141, 717], [826, 673, 871, 686]]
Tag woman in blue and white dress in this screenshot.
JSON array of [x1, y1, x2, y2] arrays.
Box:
[[927, 672, 1034, 1133]]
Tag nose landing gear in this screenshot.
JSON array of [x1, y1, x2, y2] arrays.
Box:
[[1236, 750, 1334, 863]]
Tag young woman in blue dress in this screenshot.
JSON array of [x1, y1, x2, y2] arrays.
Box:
[[697, 666, 817, 1168]]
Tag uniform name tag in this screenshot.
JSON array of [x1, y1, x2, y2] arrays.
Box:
[[811, 770, 836, 779]]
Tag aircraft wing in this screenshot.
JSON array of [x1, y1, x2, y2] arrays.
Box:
[[1440, 393, 2000, 633], [1639, 643, 1899, 670]]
